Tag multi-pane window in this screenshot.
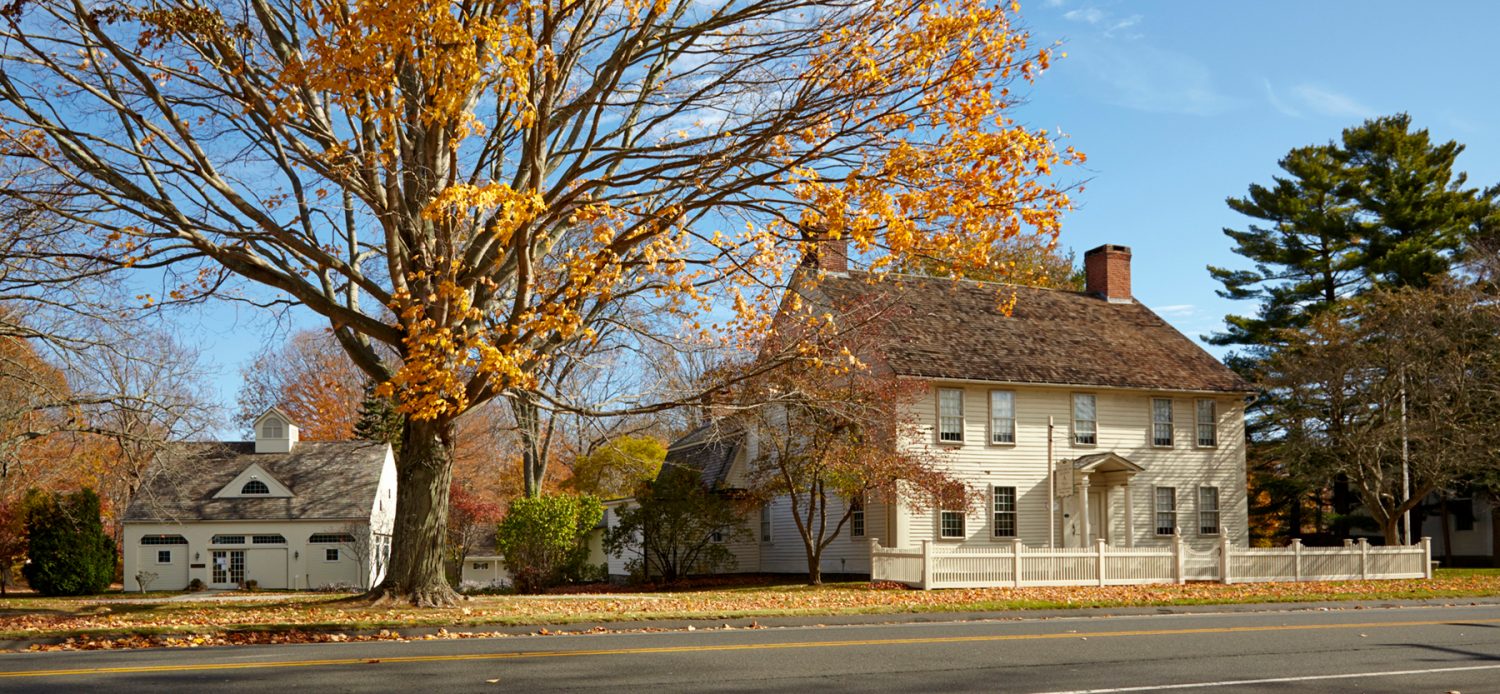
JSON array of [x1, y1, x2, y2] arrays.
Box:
[[309, 533, 355, 544], [989, 391, 1016, 444], [940, 484, 966, 538], [140, 535, 187, 545], [1155, 487, 1177, 536], [850, 496, 865, 538], [325, 548, 340, 561], [710, 528, 724, 543], [241, 480, 270, 495], [252, 534, 286, 544], [211, 534, 246, 544], [1151, 398, 1174, 447], [1073, 394, 1097, 445], [473, 562, 490, 570], [156, 550, 173, 564], [992, 486, 1017, 538], [262, 418, 284, 439], [1196, 400, 1218, 447], [938, 388, 965, 443], [1198, 487, 1221, 535], [760, 505, 772, 542]]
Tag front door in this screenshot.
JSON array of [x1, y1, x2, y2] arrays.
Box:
[[1088, 490, 1109, 544], [211, 550, 245, 587]]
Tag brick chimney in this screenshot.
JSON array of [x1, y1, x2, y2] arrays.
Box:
[[1084, 244, 1132, 302], [800, 228, 848, 275]]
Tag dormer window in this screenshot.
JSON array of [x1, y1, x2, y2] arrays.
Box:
[[262, 418, 285, 439], [241, 480, 270, 495]]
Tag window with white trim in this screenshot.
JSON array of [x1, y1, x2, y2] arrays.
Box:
[[992, 486, 1017, 538], [939, 484, 966, 539], [1151, 398, 1174, 447], [241, 479, 270, 495], [211, 534, 245, 544], [262, 418, 284, 439], [140, 535, 187, 545], [1073, 393, 1097, 445], [252, 534, 286, 545], [156, 550, 173, 564], [324, 548, 340, 561], [937, 388, 964, 443], [1155, 487, 1177, 536], [473, 561, 490, 570], [1198, 486, 1221, 535], [1196, 399, 1218, 447], [309, 533, 356, 544], [759, 505, 772, 543], [849, 496, 865, 538], [989, 391, 1015, 444], [710, 528, 724, 543]]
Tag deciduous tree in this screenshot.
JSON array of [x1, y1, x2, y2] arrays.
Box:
[[0, 0, 1078, 604]]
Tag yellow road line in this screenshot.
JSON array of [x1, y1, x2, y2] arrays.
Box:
[[2, 616, 1496, 680]]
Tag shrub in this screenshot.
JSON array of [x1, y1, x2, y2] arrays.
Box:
[[244, 579, 259, 591], [605, 465, 746, 584], [21, 488, 115, 596], [495, 494, 603, 593], [187, 578, 206, 592]]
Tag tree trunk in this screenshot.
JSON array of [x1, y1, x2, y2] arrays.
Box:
[[365, 418, 460, 606], [512, 393, 547, 498], [1440, 494, 1453, 566], [805, 547, 822, 586]]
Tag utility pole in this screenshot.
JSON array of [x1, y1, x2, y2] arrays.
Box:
[[1401, 367, 1411, 545]]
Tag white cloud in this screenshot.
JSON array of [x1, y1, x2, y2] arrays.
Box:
[[1291, 84, 1375, 119], [1078, 42, 1241, 116], [1262, 79, 1302, 118], [1103, 15, 1142, 39], [1063, 7, 1105, 24], [1154, 304, 1197, 318]]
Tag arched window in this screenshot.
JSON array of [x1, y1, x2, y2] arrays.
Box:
[[262, 418, 284, 439], [241, 480, 270, 495]]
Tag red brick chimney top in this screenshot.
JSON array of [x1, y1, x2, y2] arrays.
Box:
[[1084, 244, 1132, 302], [801, 228, 849, 275]]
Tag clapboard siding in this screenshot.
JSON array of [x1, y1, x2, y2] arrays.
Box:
[[901, 382, 1247, 553]]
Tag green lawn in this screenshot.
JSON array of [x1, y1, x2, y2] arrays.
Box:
[[4, 568, 1499, 650]]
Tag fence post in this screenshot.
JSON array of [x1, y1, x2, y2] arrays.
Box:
[[1358, 538, 1369, 580], [867, 538, 881, 582], [1421, 537, 1433, 579], [1172, 534, 1185, 585], [921, 540, 933, 590], [1096, 539, 1107, 586], [1220, 534, 1232, 585], [1011, 538, 1024, 588], [1291, 538, 1303, 582]]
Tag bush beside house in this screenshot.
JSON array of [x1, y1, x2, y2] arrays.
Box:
[[22, 488, 116, 596], [495, 494, 603, 593]]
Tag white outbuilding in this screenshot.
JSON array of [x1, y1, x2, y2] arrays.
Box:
[[121, 408, 396, 592]]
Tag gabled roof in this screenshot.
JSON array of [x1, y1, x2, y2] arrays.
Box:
[[211, 462, 294, 498], [810, 271, 1253, 394], [1072, 452, 1145, 474], [123, 441, 390, 523], [661, 422, 743, 490]]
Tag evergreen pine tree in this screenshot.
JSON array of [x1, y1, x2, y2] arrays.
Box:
[[353, 380, 404, 456]]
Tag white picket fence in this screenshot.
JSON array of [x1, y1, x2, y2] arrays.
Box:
[[870, 537, 1432, 590]]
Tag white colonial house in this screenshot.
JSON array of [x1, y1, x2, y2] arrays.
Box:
[[613, 243, 1257, 581], [121, 408, 396, 592]]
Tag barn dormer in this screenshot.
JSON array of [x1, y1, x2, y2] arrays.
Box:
[[253, 407, 299, 454]]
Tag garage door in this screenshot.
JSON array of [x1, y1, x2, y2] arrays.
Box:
[[243, 548, 289, 589]]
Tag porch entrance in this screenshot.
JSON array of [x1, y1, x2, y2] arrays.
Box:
[[211, 550, 244, 588], [1060, 452, 1144, 548]]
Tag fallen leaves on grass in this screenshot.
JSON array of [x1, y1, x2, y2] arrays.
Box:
[[6, 571, 1500, 652]]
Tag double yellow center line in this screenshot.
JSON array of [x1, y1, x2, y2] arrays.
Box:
[[3, 616, 1497, 679]]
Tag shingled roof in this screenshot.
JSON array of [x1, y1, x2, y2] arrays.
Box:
[[810, 271, 1252, 394], [123, 441, 390, 523], [662, 423, 743, 490]]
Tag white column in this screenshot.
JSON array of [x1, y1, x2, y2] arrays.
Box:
[[1079, 475, 1091, 547], [1123, 482, 1135, 548]]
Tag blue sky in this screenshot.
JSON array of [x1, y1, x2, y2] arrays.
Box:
[[179, 0, 1500, 417]]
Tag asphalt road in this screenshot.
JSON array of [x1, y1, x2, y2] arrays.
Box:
[[4, 604, 1500, 692]]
